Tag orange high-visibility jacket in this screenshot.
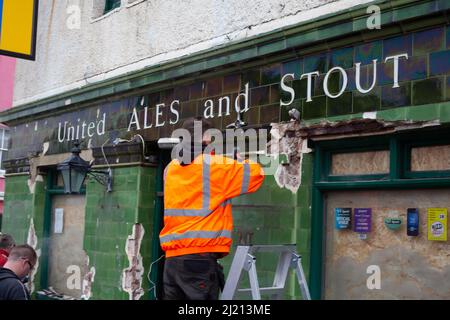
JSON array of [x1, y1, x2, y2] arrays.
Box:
[[160, 154, 265, 258]]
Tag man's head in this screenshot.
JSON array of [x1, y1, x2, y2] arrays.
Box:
[[0, 233, 16, 253], [4, 245, 37, 279], [181, 117, 213, 145]]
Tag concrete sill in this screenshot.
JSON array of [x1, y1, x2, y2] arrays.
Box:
[[90, 7, 122, 24], [126, 0, 147, 9]]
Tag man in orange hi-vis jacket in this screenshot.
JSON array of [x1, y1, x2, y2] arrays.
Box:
[[159, 117, 265, 300]]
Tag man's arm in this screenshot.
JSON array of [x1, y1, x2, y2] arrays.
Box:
[[221, 158, 265, 200]]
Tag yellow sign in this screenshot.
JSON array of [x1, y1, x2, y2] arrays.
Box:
[[0, 0, 39, 60], [427, 208, 447, 241]]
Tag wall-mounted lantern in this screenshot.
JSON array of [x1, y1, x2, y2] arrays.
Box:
[[57, 142, 112, 194]]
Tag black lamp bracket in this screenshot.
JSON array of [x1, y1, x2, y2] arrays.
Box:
[[88, 168, 113, 193]]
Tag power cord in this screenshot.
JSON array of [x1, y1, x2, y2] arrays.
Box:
[[147, 254, 165, 300], [112, 134, 149, 162], [133, 134, 150, 161], [101, 138, 111, 169]]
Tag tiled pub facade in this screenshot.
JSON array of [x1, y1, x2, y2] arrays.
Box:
[[1, 0, 450, 299]]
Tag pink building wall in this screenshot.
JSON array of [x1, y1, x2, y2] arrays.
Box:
[[0, 56, 16, 111], [0, 56, 16, 217]]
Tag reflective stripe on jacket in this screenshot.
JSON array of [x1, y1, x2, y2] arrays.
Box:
[[159, 154, 265, 258]]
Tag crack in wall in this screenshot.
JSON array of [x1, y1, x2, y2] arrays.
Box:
[[122, 224, 145, 300]]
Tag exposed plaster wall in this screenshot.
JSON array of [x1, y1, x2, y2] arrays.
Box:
[[27, 175, 44, 195], [81, 256, 95, 300], [12, 0, 374, 106], [26, 218, 41, 295], [122, 223, 145, 300]]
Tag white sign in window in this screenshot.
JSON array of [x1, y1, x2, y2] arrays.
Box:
[[54, 208, 64, 234]]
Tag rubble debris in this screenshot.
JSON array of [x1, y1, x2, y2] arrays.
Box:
[[37, 287, 77, 300]]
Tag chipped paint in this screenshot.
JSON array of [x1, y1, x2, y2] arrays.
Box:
[[26, 218, 41, 295], [122, 224, 145, 300], [81, 255, 95, 300], [27, 174, 43, 194], [269, 121, 311, 193], [42, 142, 50, 156]]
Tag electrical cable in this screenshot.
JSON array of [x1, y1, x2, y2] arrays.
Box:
[[147, 254, 165, 300], [133, 134, 148, 161], [101, 138, 111, 170]]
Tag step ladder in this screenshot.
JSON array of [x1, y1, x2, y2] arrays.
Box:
[[220, 245, 311, 300]]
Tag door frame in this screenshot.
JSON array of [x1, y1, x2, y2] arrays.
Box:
[[40, 169, 86, 293]]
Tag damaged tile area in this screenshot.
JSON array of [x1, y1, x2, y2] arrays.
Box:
[[26, 218, 40, 295], [269, 121, 311, 193], [81, 256, 96, 300], [122, 224, 145, 300]]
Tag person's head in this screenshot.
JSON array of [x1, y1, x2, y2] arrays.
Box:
[[0, 233, 16, 253], [181, 117, 213, 145], [4, 245, 37, 279]]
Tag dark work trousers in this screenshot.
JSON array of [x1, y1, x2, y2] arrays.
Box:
[[163, 253, 225, 300]]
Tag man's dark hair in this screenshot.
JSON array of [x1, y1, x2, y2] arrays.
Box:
[[8, 244, 37, 265], [0, 234, 15, 250], [179, 117, 214, 165], [182, 117, 213, 141]]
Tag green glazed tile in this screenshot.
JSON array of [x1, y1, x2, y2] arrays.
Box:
[[282, 59, 302, 76], [259, 104, 280, 125], [304, 53, 328, 74], [399, 55, 427, 82], [413, 26, 445, 56], [430, 50, 450, 76], [223, 74, 241, 93], [243, 107, 260, 125], [412, 77, 445, 105], [355, 40, 382, 65], [447, 76, 450, 100], [327, 92, 352, 116], [250, 86, 270, 106], [261, 64, 281, 85], [302, 96, 327, 120], [330, 47, 354, 69], [447, 25, 450, 49], [206, 78, 223, 96], [383, 34, 412, 59], [242, 69, 261, 88], [381, 83, 411, 109], [293, 78, 308, 100], [353, 88, 381, 113]]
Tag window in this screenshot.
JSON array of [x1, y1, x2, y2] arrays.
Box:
[[0, 128, 10, 176], [104, 0, 121, 14]]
